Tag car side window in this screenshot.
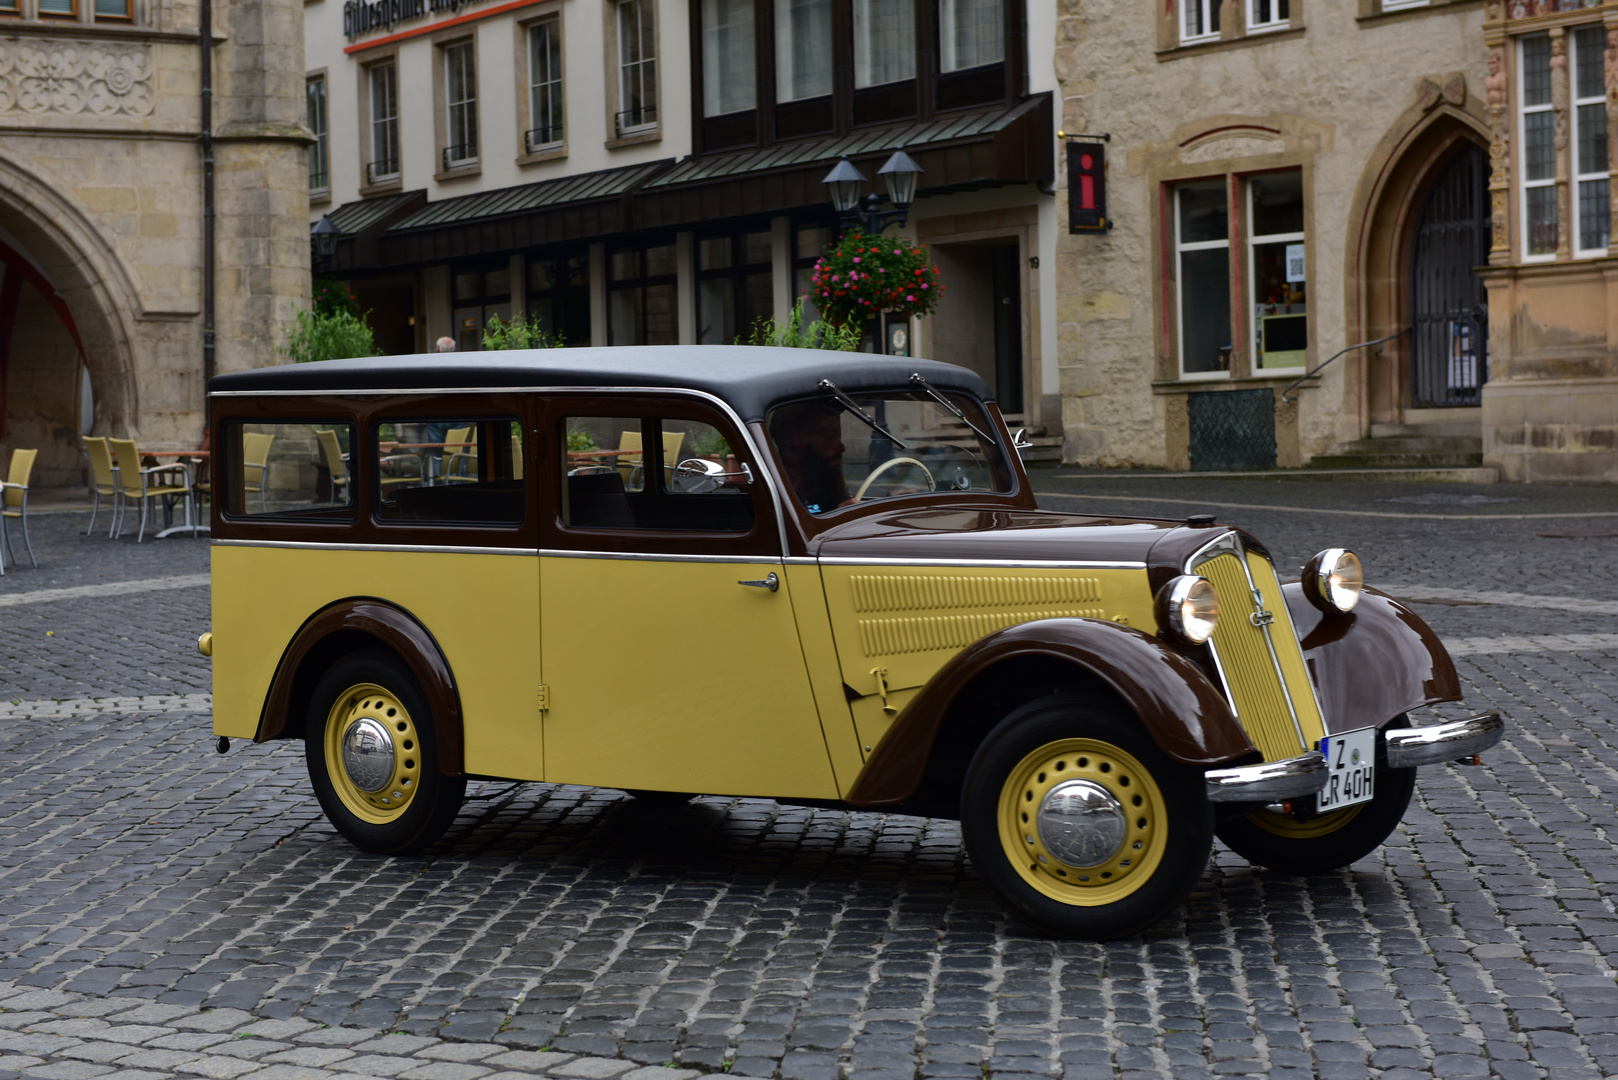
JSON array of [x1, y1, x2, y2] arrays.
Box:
[[561, 415, 754, 532], [373, 417, 526, 525], [224, 421, 358, 520]]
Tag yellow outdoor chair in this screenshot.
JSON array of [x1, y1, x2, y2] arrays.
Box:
[[316, 429, 350, 504], [108, 438, 194, 543], [83, 436, 122, 538], [241, 431, 275, 512], [0, 447, 39, 573], [616, 430, 685, 490], [439, 425, 478, 484]]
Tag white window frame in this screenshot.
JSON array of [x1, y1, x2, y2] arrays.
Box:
[[616, 0, 658, 135], [1571, 25, 1610, 258], [1518, 33, 1557, 262], [1379, 0, 1428, 10], [367, 60, 400, 184], [444, 40, 479, 168], [1175, 180, 1232, 381], [1246, 173, 1307, 374], [307, 76, 329, 194], [527, 18, 564, 152], [1246, 0, 1288, 33], [1180, 0, 1219, 45]]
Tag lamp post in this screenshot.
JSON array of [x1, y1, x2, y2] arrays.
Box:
[[821, 149, 923, 235], [310, 214, 338, 273]]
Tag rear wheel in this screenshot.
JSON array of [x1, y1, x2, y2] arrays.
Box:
[[1215, 718, 1415, 874], [960, 694, 1214, 940], [305, 649, 466, 854]]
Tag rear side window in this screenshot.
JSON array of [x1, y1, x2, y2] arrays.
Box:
[[561, 415, 753, 532], [224, 421, 357, 519], [373, 418, 526, 525]]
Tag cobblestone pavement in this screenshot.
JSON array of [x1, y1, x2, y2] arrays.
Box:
[[3, 485, 1618, 1080]]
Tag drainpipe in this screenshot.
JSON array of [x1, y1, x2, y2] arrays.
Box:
[[200, 0, 215, 383]]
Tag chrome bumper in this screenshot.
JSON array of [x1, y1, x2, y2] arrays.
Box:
[[1205, 751, 1327, 803], [1384, 711, 1504, 768]]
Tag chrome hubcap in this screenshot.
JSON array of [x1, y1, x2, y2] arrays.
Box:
[[341, 716, 395, 792], [1037, 779, 1126, 867]]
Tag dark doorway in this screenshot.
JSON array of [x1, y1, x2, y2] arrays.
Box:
[[991, 244, 1023, 414], [1409, 143, 1490, 408]]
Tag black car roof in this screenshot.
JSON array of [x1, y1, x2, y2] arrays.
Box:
[[208, 346, 993, 423]]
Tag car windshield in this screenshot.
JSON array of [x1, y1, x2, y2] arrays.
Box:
[[767, 389, 1014, 514]]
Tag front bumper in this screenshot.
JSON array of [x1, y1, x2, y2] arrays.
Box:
[[1205, 751, 1327, 803], [1384, 710, 1504, 768]]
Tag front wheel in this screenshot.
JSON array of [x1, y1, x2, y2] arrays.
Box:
[[960, 694, 1214, 940], [305, 649, 466, 854], [1214, 718, 1415, 874]]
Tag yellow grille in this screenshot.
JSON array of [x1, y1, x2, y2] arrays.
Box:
[[858, 608, 1106, 657], [849, 574, 1102, 613], [1198, 552, 1326, 762]]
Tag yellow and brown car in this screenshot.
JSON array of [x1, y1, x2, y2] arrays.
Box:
[[204, 347, 1503, 939]]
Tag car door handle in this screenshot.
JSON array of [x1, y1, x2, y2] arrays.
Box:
[[738, 572, 779, 592]]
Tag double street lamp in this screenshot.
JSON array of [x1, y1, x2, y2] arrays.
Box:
[[821, 149, 923, 235]]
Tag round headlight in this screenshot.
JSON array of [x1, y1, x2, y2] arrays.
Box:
[[1157, 575, 1220, 643], [1304, 548, 1363, 613]]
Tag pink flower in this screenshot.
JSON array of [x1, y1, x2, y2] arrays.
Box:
[[907, 295, 916, 302], [853, 257, 861, 263], [921, 284, 929, 289]]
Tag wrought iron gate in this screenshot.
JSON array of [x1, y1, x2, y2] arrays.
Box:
[[1189, 389, 1276, 471], [1410, 144, 1490, 408]]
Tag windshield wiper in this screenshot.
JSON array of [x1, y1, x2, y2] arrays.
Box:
[[818, 379, 908, 448], [909, 373, 997, 445]]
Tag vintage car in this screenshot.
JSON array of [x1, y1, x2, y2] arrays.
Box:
[[202, 347, 1503, 939]]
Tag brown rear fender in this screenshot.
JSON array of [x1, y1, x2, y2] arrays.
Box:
[[252, 598, 465, 777], [1284, 584, 1463, 734], [844, 617, 1255, 806]]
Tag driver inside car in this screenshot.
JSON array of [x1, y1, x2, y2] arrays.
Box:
[[769, 400, 855, 514]]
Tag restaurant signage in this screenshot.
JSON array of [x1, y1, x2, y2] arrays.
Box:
[[343, 0, 490, 41]]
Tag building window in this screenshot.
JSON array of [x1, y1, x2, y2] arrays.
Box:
[[1248, 170, 1306, 371], [617, 0, 658, 134], [453, 266, 511, 351], [608, 242, 678, 345], [854, 0, 916, 88], [776, 0, 832, 101], [697, 230, 774, 344], [1572, 25, 1610, 257], [1379, 0, 1428, 9], [37, 0, 75, 18], [1519, 33, 1556, 258], [703, 0, 755, 116], [1246, 0, 1287, 32], [444, 40, 479, 168], [307, 77, 330, 193], [94, 0, 132, 21], [527, 20, 564, 151], [368, 61, 400, 184], [1180, 0, 1218, 44], [940, 0, 1002, 71], [793, 223, 831, 322], [1175, 179, 1231, 377], [528, 250, 591, 345], [0, 0, 18, 15]]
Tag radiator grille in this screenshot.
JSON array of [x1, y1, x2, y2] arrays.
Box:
[[1197, 550, 1326, 762]]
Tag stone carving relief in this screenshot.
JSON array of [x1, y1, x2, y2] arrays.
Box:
[[1551, 29, 1568, 255], [0, 39, 155, 119], [1486, 44, 1511, 255]]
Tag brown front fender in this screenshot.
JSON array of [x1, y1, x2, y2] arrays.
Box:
[[253, 597, 465, 777], [844, 618, 1255, 806], [1284, 584, 1463, 733]]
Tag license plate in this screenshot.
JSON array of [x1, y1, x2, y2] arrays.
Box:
[[1317, 727, 1376, 811]]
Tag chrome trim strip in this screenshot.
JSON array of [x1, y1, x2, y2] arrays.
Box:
[[1205, 751, 1328, 803], [211, 539, 537, 556], [783, 556, 820, 566], [1384, 711, 1504, 768], [816, 556, 1147, 570], [538, 549, 784, 565], [1184, 529, 1243, 573]]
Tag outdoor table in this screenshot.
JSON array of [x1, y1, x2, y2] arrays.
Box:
[[138, 449, 209, 538]]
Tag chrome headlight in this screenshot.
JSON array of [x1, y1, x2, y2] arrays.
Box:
[[1157, 575, 1220, 643], [1303, 548, 1363, 613]]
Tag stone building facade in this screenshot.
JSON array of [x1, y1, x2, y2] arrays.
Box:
[[0, 0, 309, 487]]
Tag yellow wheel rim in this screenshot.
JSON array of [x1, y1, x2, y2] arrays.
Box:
[[1248, 802, 1364, 839], [996, 738, 1167, 907], [323, 682, 421, 824]]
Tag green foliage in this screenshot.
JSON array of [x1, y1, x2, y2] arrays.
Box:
[[687, 426, 731, 457], [808, 229, 943, 329], [311, 277, 361, 319], [565, 420, 597, 452], [284, 309, 376, 364], [482, 313, 565, 351], [741, 299, 863, 351]]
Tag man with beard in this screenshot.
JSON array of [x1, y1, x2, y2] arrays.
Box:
[[769, 401, 855, 514]]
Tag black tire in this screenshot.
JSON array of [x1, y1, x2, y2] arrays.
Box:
[[305, 648, 466, 854], [960, 694, 1214, 940], [623, 789, 694, 810], [1215, 717, 1415, 874]]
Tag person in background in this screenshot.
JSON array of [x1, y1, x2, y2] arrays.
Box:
[[435, 336, 456, 353], [425, 337, 458, 451]]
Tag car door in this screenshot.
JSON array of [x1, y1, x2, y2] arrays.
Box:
[[537, 394, 840, 799]]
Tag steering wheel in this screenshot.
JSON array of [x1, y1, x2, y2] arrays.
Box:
[[854, 456, 936, 501]]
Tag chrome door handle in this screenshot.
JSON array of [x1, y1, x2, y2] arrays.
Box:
[[738, 572, 779, 592]]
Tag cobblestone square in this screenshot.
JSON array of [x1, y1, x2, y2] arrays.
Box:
[[3, 481, 1618, 1080]]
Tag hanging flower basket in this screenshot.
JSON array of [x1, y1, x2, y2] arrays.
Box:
[[807, 229, 944, 331]]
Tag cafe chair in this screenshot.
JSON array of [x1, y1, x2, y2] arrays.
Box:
[[316, 429, 351, 504], [616, 430, 685, 490], [0, 447, 39, 573], [439, 425, 478, 484], [108, 438, 193, 543], [83, 436, 122, 538], [241, 432, 275, 512]]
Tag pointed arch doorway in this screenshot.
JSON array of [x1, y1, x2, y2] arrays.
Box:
[[1409, 143, 1490, 408]]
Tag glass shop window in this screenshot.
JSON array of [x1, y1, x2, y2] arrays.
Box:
[[608, 242, 678, 345], [1248, 170, 1306, 371], [1175, 179, 1232, 377], [528, 250, 591, 345], [452, 266, 512, 351], [561, 415, 753, 532], [373, 418, 525, 524], [226, 422, 357, 520], [697, 230, 773, 344]]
